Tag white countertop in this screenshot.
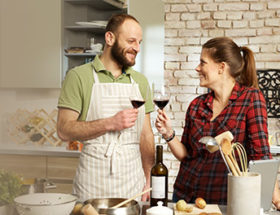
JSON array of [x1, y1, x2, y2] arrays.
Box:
[[0, 142, 80, 157]]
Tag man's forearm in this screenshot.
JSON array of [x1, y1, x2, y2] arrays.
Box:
[[58, 117, 113, 142], [140, 114, 155, 184]]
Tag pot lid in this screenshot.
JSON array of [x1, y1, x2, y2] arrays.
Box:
[[146, 202, 173, 215]]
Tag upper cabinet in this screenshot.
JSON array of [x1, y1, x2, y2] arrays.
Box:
[[0, 0, 126, 88], [0, 0, 62, 88], [62, 0, 127, 76]]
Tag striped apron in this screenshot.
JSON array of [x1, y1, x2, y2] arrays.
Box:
[[73, 69, 145, 202]]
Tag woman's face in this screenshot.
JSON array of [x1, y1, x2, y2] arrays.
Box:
[[195, 48, 222, 88]]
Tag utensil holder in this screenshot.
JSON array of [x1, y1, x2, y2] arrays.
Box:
[[227, 172, 261, 215]]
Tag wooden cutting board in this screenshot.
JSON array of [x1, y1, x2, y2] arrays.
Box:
[[174, 204, 222, 215]]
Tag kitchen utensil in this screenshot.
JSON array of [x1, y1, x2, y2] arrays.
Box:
[[232, 142, 248, 175], [147, 201, 173, 215], [14, 193, 77, 215], [199, 136, 231, 173], [220, 138, 242, 176], [84, 198, 140, 215], [111, 188, 152, 208]]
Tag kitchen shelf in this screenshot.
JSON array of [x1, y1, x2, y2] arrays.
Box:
[[65, 52, 101, 57], [64, 0, 126, 10], [65, 25, 106, 33]]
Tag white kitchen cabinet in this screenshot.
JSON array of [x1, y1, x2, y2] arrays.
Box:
[[0, 0, 62, 88], [63, 0, 126, 76]]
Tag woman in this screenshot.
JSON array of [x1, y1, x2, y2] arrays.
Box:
[[156, 37, 280, 207]]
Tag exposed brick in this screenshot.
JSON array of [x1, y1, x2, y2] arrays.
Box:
[[217, 20, 232, 28], [250, 20, 264, 28], [165, 38, 185, 46], [227, 11, 243, 20], [268, 1, 280, 9], [181, 12, 196, 20], [188, 54, 200, 62], [247, 45, 260, 53], [165, 29, 178, 37], [187, 20, 201, 29], [257, 28, 273, 36], [181, 86, 197, 94], [256, 62, 265, 69], [187, 4, 202, 12], [233, 37, 248, 46], [260, 45, 277, 53], [197, 12, 211, 20], [184, 37, 201, 45], [257, 11, 275, 19], [213, 11, 227, 20], [174, 112, 186, 120], [171, 103, 181, 111], [165, 46, 179, 54], [164, 4, 171, 12], [249, 35, 280, 44], [165, 62, 180, 70], [255, 53, 280, 62], [233, 20, 248, 28], [265, 19, 280, 27], [219, 3, 249, 11], [165, 21, 185, 28], [179, 46, 202, 54], [225, 29, 256, 37], [250, 3, 265, 11], [200, 37, 212, 44], [165, 54, 187, 61], [203, 3, 218, 11], [166, 12, 180, 21], [163, 0, 191, 3], [179, 29, 203, 37], [265, 62, 280, 68], [174, 70, 197, 78], [201, 20, 216, 29], [178, 78, 200, 86], [243, 12, 256, 20], [171, 4, 188, 12], [209, 29, 225, 37]]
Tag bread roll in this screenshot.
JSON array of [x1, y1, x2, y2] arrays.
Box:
[[195, 197, 206, 209]]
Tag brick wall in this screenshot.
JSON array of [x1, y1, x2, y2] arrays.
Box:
[[161, 0, 280, 199]]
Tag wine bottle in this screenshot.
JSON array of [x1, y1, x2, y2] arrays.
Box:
[[150, 145, 168, 207]]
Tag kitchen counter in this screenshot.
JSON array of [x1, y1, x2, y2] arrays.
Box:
[[141, 202, 280, 215], [0, 143, 80, 157]]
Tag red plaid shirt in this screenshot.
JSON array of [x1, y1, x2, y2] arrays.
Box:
[[174, 82, 271, 204]]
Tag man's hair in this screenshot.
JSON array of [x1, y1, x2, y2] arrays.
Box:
[[105, 14, 139, 34]]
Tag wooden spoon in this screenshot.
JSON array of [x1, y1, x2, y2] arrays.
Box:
[[111, 188, 152, 209], [221, 138, 241, 176]]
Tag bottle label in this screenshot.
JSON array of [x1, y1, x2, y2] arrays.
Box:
[[151, 176, 166, 198]]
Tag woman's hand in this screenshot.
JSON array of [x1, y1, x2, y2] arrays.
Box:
[[155, 109, 173, 139]]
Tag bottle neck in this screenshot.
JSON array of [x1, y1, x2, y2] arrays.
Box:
[[156, 145, 163, 163]]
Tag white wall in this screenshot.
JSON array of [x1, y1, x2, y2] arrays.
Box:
[[128, 0, 165, 85]]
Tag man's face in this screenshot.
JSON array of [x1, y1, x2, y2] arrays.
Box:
[[111, 19, 142, 68]]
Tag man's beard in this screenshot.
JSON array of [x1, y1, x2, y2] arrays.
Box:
[[111, 40, 137, 69]]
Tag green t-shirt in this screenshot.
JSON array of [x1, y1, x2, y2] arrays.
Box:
[[58, 55, 154, 120]]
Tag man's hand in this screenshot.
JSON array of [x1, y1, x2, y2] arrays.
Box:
[[111, 108, 138, 131], [141, 184, 151, 202]]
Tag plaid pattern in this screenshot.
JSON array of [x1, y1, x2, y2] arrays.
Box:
[[174, 82, 271, 205]]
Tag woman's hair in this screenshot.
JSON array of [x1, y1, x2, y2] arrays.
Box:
[[105, 14, 139, 34], [202, 37, 259, 89]]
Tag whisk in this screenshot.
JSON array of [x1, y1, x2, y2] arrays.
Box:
[[232, 142, 248, 176]]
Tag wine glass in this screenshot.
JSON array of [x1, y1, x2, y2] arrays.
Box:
[[153, 83, 169, 110], [129, 83, 145, 109], [152, 83, 169, 144]]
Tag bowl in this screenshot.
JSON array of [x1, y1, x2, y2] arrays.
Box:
[[84, 198, 140, 215], [14, 193, 77, 215]]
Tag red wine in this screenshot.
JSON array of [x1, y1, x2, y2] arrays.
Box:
[[153, 99, 169, 110], [150, 145, 168, 207], [131, 100, 145, 108]]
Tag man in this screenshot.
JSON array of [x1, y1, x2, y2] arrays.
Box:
[[57, 14, 155, 202]]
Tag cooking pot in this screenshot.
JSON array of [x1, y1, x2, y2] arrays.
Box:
[[14, 193, 77, 215], [84, 198, 140, 215]]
